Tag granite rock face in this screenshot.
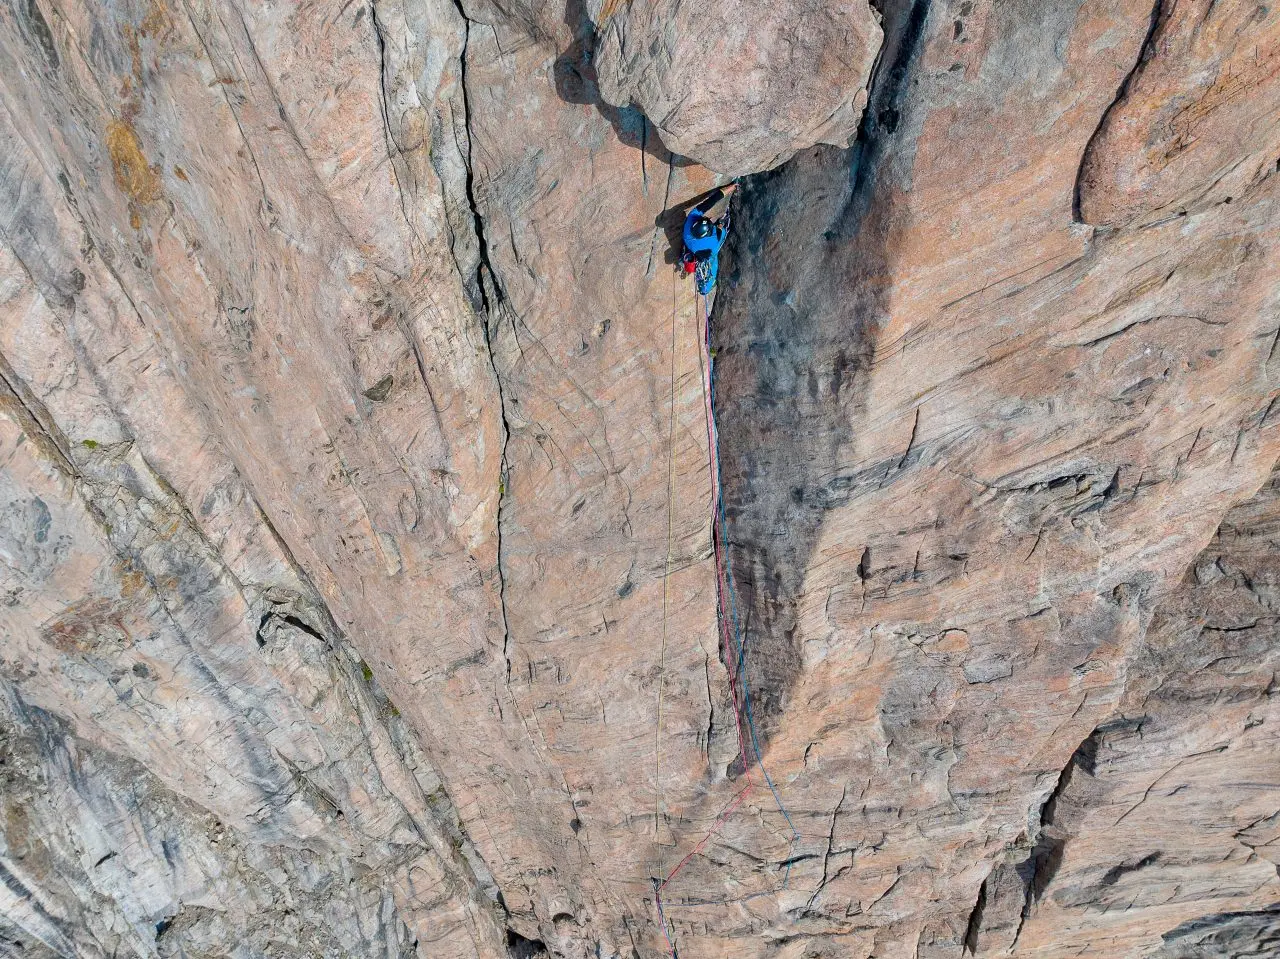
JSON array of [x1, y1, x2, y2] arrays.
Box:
[[1, 0, 1279, 957], [962, 467, 1280, 958], [1077, 0, 1280, 227], [587, 0, 883, 176]]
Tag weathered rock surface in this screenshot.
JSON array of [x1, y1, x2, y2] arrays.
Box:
[[1078, 0, 1280, 227], [964, 466, 1280, 958], [1, 0, 1278, 957], [588, 0, 883, 176]]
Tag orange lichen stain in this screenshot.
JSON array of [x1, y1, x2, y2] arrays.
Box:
[[119, 567, 148, 598], [116, 2, 173, 126], [139, 0, 171, 38], [106, 119, 163, 223], [173, 165, 188, 182], [597, 0, 629, 23]]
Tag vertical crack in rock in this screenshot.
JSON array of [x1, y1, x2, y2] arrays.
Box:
[[493, 445, 514, 686], [358, 6, 524, 942], [961, 871, 991, 955], [482, 290, 516, 689], [422, 0, 515, 683], [1072, 0, 1166, 224], [363, 0, 515, 686], [451, 0, 501, 315], [1012, 721, 1124, 946], [709, 0, 933, 750]]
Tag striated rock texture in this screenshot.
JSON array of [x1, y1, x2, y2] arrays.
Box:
[[0, 0, 1278, 958], [1077, 0, 1280, 227], [961, 467, 1280, 958], [587, 0, 884, 176]]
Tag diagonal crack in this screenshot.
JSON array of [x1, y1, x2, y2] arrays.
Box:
[[0, 349, 78, 479], [805, 781, 848, 913], [446, 0, 515, 684], [1073, 0, 1167, 223], [450, 0, 502, 315], [961, 870, 990, 955]]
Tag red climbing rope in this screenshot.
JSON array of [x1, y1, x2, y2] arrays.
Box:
[[655, 185, 805, 952], [652, 284, 753, 957], [697, 299, 751, 775], [701, 289, 801, 866], [654, 285, 806, 957]]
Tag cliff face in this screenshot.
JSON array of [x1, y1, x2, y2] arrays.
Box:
[[0, 0, 1277, 957]]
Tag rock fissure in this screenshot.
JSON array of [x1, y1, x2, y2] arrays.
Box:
[[451, 0, 502, 314], [482, 306, 515, 687], [1010, 727, 1103, 948], [5, 0, 1280, 955], [442, 0, 518, 690], [0, 351, 77, 479], [961, 872, 990, 955], [839, 0, 933, 236]]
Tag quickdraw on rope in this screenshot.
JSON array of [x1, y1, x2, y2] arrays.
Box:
[[694, 259, 713, 295], [653, 282, 800, 957]]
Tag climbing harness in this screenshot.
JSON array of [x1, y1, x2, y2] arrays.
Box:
[[694, 259, 713, 293], [652, 282, 800, 957]]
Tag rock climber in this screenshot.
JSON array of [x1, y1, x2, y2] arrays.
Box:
[[681, 183, 737, 296]]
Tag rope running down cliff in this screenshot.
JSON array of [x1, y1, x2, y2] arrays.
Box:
[[653, 281, 800, 956], [655, 270, 679, 853]]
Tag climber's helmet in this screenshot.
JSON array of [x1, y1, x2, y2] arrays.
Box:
[[691, 217, 715, 240]]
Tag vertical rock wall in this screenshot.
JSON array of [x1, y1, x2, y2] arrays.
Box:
[[1, 0, 1279, 957]]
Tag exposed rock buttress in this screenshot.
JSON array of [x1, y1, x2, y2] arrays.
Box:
[[1, 0, 1278, 957]]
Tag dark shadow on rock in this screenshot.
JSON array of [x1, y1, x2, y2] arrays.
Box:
[[833, 0, 935, 242], [707, 0, 933, 759], [1152, 904, 1280, 959], [710, 150, 881, 761], [553, 0, 694, 168]]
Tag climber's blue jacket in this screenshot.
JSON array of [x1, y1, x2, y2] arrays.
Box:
[[683, 188, 729, 295]]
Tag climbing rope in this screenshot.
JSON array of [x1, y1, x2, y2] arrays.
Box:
[[655, 270, 680, 858], [652, 283, 801, 956], [700, 290, 800, 866]]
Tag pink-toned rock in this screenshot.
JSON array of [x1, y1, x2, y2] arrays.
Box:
[[2, 0, 1280, 956], [1079, 0, 1280, 226], [589, 0, 883, 175], [975, 466, 1280, 958]]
